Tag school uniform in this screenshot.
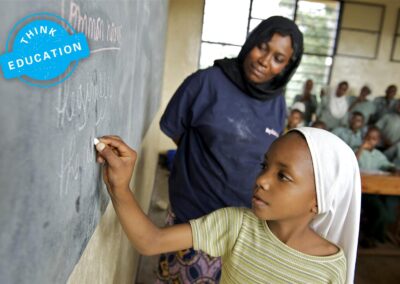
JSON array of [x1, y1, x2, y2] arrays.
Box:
[[347, 96, 376, 124], [372, 97, 397, 122], [332, 126, 362, 150], [384, 142, 400, 168], [375, 113, 400, 145]]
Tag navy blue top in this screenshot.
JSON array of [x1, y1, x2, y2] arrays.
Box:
[[160, 67, 286, 223]]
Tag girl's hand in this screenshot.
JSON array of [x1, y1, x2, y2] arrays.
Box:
[[361, 140, 373, 151], [95, 136, 137, 195]]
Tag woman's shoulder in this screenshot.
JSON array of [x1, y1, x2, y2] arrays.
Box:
[[184, 66, 231, 89]]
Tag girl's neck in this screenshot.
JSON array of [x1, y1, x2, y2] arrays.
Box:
[[267, 218, 312, 245], [267, 219, 339, 256]]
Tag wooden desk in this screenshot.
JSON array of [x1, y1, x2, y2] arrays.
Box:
[[361, 174, 400, 195]]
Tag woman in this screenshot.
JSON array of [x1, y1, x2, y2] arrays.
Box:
[[158, 16, 303, 283]]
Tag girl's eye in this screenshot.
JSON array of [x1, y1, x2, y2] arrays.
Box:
[[260, 162, 267, 170], [278, 172, 290, 181]]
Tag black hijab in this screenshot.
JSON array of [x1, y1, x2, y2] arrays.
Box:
[[214, 16, 303, 101]]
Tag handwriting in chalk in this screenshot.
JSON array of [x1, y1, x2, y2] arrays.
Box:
[[56, 70, 112, 131], [58, 133, 97, 197], [65, 0, 122, 45]]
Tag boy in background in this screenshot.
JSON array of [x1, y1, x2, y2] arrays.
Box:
[[332, 111, 364, 150], [356, 127, 396, 247]]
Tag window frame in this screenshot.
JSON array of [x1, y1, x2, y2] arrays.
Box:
[[335, 1, 385, 60], [390, 8, 400, 63]]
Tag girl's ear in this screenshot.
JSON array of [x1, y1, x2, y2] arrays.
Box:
[[311, 205, 318, 214]]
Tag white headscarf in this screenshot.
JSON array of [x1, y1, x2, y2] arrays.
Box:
[[290, 127, 361, 284], [328, 88, 348, 119]]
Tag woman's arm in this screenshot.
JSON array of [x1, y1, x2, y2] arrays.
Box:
[[95, 136, 193, 255]]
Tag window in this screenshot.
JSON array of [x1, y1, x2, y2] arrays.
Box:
[[391, 9, 400, 62], [199, 0, 341, 104], [337, 2, 385, 59]]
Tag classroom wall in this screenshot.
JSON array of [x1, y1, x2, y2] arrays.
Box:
[[157, 0, 400, 105], [331, 0, 400, 97], [158, 0, 204, 152]]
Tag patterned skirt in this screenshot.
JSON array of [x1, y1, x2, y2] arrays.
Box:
[[155, 211, 222, 284]]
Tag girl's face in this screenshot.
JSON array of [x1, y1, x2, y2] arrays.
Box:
[[243, 33, 293, 84], [336, 83, 348, 97], [252, 132, 317, 221], [364, 129, 380, 149]]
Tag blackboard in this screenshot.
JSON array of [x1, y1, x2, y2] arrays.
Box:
[[0, 1, 168, 283]]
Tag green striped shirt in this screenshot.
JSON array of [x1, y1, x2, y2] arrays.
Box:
[[190, 207, 346, 284]]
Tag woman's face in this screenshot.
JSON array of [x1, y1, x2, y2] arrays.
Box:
[[252, 132, 317, 221], [243, 33, 294, 84]]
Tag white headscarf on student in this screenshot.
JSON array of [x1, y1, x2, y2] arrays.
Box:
[[328, 87, 348, 119], [290, 127, 361, 284]]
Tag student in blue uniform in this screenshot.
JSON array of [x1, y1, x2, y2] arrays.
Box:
[[355, 126, 397, 247], [347, 85, 375, 125], [385, 141, 400, 168], [371, 84, 397, 123], [332, 111, 364, 150], [158, 16, 303, 282], [375, 100, 400, 149]]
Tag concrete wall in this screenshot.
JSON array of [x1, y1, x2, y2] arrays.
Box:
[[331, 0, 400, 97], [158, 0, 204, 152]]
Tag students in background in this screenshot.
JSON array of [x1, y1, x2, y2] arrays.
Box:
[[317, 81, 350, 130], [292, 79, 317, 125], [285, 102, 305, 132], [158, 16, 304, 282], [332, 111, 364, 150], [94, 127, 361, 284], [375, 100, 400, 149], [355, 126, 396, 248], [348, 85, 375, 125], [384, 141, 400, 168], [371, 84, 398, 123]]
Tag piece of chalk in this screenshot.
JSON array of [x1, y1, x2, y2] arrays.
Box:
[[94, 138, 100, 145]]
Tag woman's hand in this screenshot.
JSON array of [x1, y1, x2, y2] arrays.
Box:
[[95, 135, 137, 195]]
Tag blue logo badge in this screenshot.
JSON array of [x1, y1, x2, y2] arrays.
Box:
[[0, 12, 89, 88]]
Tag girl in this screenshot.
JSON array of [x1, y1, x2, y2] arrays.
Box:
[[95, 127, 361, 284], [159, 16, 303, 281], [317, 81, 350, 130]]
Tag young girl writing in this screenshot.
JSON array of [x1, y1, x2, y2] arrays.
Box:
[[95, 127, 361, 284]]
